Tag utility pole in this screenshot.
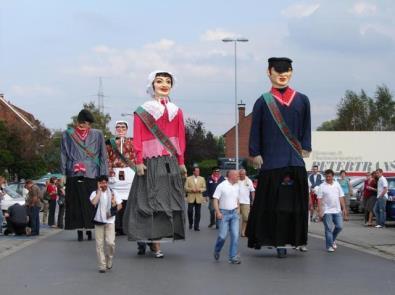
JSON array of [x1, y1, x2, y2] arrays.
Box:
[[97, 77, 105, 113]]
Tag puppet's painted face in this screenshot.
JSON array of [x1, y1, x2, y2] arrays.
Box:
[[153, 76, 172, 97], [77, 122, 91, 130], [115, 123, 128, 137], [268, 68, 292, 88]]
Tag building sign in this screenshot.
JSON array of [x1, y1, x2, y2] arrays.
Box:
[[305, 131, 395, 175]]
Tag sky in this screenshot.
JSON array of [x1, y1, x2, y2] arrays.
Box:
[[1, 0, 395, 136]]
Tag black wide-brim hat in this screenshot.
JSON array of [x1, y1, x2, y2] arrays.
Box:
[[268, 57, 293, 73], [77, 109, 95, 123]]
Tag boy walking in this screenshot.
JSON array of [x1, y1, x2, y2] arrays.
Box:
[[213, 170, 241, 264], [317, 169, 349, 252], [90, 175, 122, 273]]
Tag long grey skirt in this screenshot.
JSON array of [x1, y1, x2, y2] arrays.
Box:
[[123, 155, 186, 241]]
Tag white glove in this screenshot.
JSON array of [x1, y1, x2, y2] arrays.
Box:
[[136, 164, 147, 176], [179, 164, 187, 175], [302, 150, 311, 158], [252, 155, 263, 169]]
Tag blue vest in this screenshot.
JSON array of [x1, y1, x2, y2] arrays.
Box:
[[309, 174, 323, 188]]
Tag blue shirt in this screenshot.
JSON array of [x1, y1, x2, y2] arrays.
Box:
[[249, 91, 311, 171]]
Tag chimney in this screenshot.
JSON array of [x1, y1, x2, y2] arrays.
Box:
[[238, 101, 246, 122]]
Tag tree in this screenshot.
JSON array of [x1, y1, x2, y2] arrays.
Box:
[[317, 85, 395, 131], [184, 119, 223, 169], [69, 102, 112, 138]]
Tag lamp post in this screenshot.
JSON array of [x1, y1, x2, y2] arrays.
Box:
[[222, 37, 248, 170]]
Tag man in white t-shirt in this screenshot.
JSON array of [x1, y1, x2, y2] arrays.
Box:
[[238, 169, 255, 237], [90, 175, 122, 273], [317, 169, 349, 253], [374, 168, 388, 228], [213, 170, 241, 264]]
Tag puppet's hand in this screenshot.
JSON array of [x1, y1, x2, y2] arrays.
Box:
[[179, 164, 187, 175], [136, 164, 147, 176], [302, 150, 311, 158], [252, 155, 263, 169]]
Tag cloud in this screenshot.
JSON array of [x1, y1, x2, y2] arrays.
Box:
[[10, 84, 57, 96], [200, 28, 238, 41], [281, 3, 320, 18], [143, 39, 175, 50], [351, 2, 377, 16]]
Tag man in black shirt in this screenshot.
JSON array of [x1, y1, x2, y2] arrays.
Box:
[[4, 203, 28, 235]]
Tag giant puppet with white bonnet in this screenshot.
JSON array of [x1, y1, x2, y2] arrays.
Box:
[[106, 120, 136, 235], [123, 70, 186, 258]]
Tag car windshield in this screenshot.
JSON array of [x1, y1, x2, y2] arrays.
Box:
[[388, 180, 395, 190], [4, 187, 23, 199]]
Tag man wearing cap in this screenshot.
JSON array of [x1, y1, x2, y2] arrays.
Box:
[[61, 109, 109, 241], [247, 57, 311, 258], [106, 120, 135, 235]]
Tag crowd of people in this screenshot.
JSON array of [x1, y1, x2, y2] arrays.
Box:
[[1, 58, 391, 274]]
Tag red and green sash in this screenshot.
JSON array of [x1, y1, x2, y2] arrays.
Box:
[[109, 137, 136, 170], [135, 106, 178, 156], [66, 127, 101, 167], [262, 92, 303, 158]]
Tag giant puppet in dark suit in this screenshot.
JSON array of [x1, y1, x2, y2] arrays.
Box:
[[247, 57, 311, 258], [61, 109, 108, 241]]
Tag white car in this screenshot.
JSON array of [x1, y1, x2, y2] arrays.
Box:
[[1, 187, 25, 211]]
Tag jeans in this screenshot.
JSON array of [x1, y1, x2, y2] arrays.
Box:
[[187, 202, 201, 229], [322, 213, 343, 249], [374, 197, 387, 226], [28, 206, 40, 235], [214, 209, 240, 259], [57, 204, 65, 228], [0, 209, 3, 233], [48, 199, 57, 226]]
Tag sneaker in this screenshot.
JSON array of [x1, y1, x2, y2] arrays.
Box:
[[98, 269, 106, 273], [327, 247, 335, 252], [298, 246, 308, 252], [228, 256, 241, 264], [154, 251, 164, 258], [214, 252, 220, 261], [332, 241, 337, 249], [375, 225, 383, 228]]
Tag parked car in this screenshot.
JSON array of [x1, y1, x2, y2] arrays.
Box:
[[350, 176, 395, 221], [1, 186, 25, 212], [349, 177, 366, 213]]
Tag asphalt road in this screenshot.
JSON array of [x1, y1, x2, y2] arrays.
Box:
[[0, 211, 394, 295]]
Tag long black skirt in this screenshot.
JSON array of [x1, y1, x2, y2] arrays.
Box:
[[123, 156, 186, 241], [65, 176, 96, 230], [246, 166, 309, 248]]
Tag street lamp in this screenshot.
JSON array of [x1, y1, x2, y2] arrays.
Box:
[[222, 37, 249, 170]]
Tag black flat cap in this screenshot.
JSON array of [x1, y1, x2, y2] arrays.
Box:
[[77, 109, 95, 123], [268, 57, 293, 73]]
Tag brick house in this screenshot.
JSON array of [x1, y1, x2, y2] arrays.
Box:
[[223, 103, 252, 159], [0, 93, 37, 130]]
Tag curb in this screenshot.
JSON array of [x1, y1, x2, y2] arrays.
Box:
[[0, 229, 62, 261], [308, 232, 395, 262]]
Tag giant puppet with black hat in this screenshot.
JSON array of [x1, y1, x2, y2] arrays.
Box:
[[123, 70, 186, 258], [106, 120, 135, 235], [246, 57, 311, 258], [61, 109, 108, 241]]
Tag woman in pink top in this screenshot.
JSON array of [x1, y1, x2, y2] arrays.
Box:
[[123, 71, 187, 258]]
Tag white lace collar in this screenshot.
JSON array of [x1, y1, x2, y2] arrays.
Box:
[[140, 100, 179, 121]]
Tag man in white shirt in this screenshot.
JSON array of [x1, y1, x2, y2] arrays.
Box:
[[213, 170, 241, 264], [317, 169, 349, 252], [374, 168, 388, 228], [90, 175, 122, 273], [238, 169, 255, 237]]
